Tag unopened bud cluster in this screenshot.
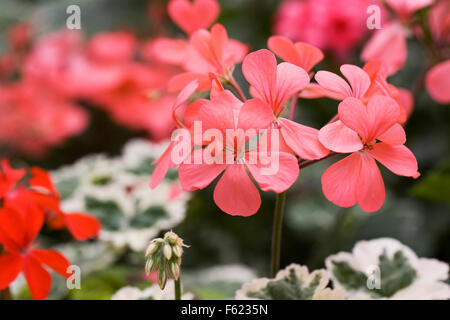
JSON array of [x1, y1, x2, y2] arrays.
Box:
[[145, 231, 187, 289]]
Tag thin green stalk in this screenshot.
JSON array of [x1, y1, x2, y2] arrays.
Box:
[[174, 276, 181, 300], [270, 191, 286, 278], [229, 77, 247, 101]]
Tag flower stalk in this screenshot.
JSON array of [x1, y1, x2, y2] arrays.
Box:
[[270, 191, 286, 277]]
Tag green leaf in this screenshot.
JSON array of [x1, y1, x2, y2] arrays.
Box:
[[331, 250, 417, 298], [55, 176, 79, 200], [247, 268, 322, 300], [331, 261, 368, 291], [129, 205, 168, 229], [90, 174, 112, 185], [411, 162, 450, 204], [374, 250, 417, 297], [85, 197, 125, 231]]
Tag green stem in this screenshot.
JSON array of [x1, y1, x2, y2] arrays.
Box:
[[174, 276, 181, 300], [229, 77, 247, 101], [270, 191, 286, 278]]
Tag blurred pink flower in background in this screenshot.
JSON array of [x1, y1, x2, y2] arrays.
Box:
[[429, 0, 450, 46], [385, 0, 434, 20], [361, 22, 408, 76], [0, 25, 183, 157], [425, 60, 450, 104], [168, 0, 219, 35], [274, 0, 384, 58], [0, 79, 88, 157]]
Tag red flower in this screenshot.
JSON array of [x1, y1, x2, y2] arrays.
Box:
[[0, 159, 101, 241], [0, 206, 71, 300]]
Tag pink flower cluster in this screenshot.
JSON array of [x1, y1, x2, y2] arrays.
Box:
[[274, 0, 383, 57], [0, 23, 181, 157], [149, 0, 421, 216], [0, 26, 88, 157]]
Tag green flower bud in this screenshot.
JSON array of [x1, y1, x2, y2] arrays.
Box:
[[158, 268, 167, 290], [172, 245, 183, 258]]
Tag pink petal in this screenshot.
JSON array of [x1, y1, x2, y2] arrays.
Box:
[[149, 143, 177, 189], [321, 152, 362, 208], [242, 49, 277, 106], [210, 24, 228, 64], [149, 38, 189, 65], [340, 64, 371, 99], [361, 23, 407, 76], [237, 99, 273, 132], [168, 0, 220, 35], [318, 120, 363, 153], [338, 97, 371, 142], [275, 62, 310, 108], [368, 143, 419, 177], [168, 72, 211, 92], [172, 80, 199, 124], [213, 164, 261, 216], [184, 99, 208, 128], [223, 39, 248, 68], [179, 149, 226, 191], [425, 60, 450, 104], [197, 90, 241, 133], [267, 36, 324, 73], [356, 152, 385, 213], [246, 151, 299, 193], [293, 42, 324, 73], [279, 118, 329, 160], [377, 123, 406, 145], [299, 83, 346, 100], [267, 36, 300, 66], [365, 95, 401, 141], [315, 70, 352, 98]]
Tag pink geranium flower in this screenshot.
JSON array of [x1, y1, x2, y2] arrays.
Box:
[[178, 90, 299, 216], [274, 0, 379, 57], [312, 63, 413, 123], [242, 49, 329, 160], [319, 95, 419, 212], [169, 24, 248, 91], [150, 0, 220, 66]]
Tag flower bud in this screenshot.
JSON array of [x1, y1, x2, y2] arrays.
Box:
[[157, 268, 167, 290], [172, 245, 183, 258], [144, 231, 188, 290], [145, 256, 158, 274], [169, 262, 180, 280], [145, 242, 158, 257], [163, 243, 172, 260]]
